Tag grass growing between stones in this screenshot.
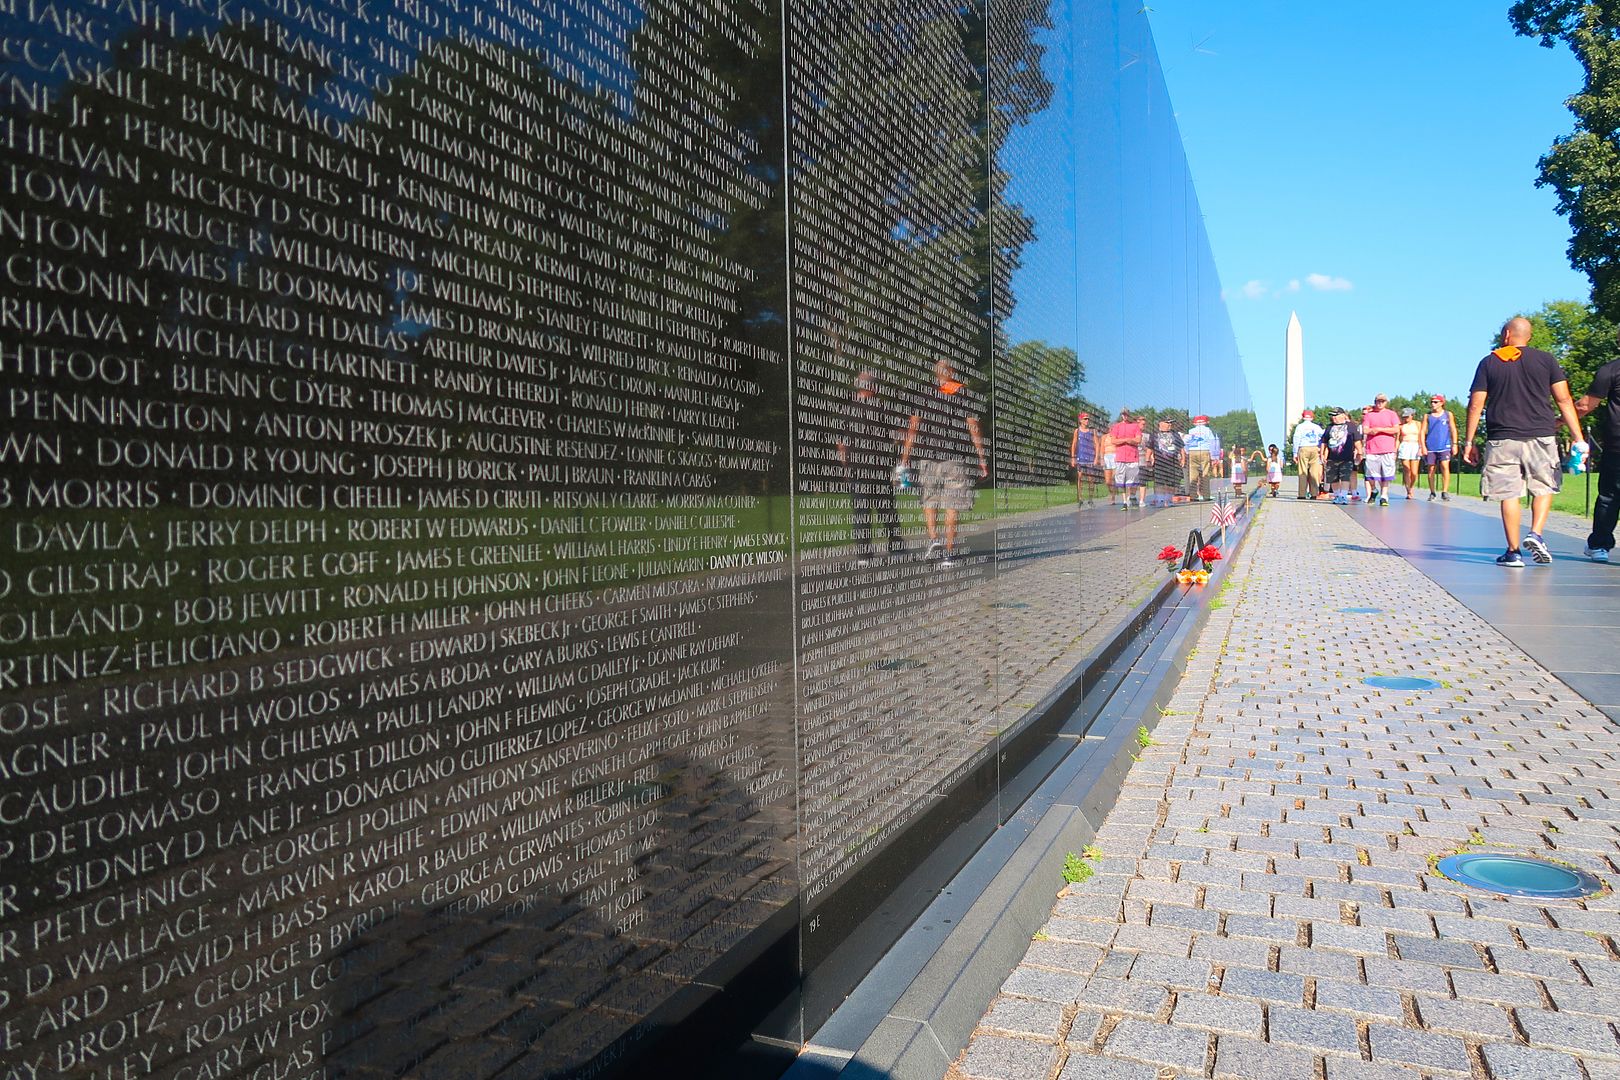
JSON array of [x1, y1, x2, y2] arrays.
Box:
[[1061, 852, 1093, 885]]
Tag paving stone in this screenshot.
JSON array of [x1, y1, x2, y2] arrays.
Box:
[[1391, 935, 1484, 969], [960, 1035, 1061, 1080], [1213, 1035, 1317, 1080], [1314, 980, 1404, 1020], [1223, 914, 1298, 943], [1268, 1004, 1361, 1056], [1516, 1008, 1620, 1059], [1057, 1055, 1165, 1080], [1001, 966, 1086, 1003], [1413, 995, 1515, 1039], [1073, 976, 1169, 1019], [1103, 1018, 1209, 1072], [1126, 953, 1212, 990], [1275, 951, 1347, 987], [1191, 934, 1274, 970], [978, 996, 1065, 1039], [1150, 904, 1222, 933], [1218, 967, 1305, 1005], [1324, 1061, 1425, 1080], [1449, 969, 1545, 1007], [1170, 993, 1264, 1036], [1368, 1024, 1471, 1075], [1481, 1042, 1586, 1080], [1024, 940, 1105, 973], [1311, 922, 1390, 955]]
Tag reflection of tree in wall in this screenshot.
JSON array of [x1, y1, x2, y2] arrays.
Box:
[[1208, 410, 1263, 454]]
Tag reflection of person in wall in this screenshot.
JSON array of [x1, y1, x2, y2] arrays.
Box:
[[838, 369, 905, 566], [1184, 414, 1216, 500], [1148, 417, 1185, 507], [1107, 408, 1144, 510], [1070, 410, 1105, 505], [902, 359, 987, 568]]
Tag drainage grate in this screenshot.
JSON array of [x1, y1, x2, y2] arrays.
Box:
[[989, 602, 1031, 610], [1340, 607, 1383, 614], [1435, 854, 1605, 899], [1363, 676, 1442, 691]]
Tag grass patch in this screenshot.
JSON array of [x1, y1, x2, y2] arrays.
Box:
[[1061, 851, 1094, 885], [1136, 725, 1154, 750]]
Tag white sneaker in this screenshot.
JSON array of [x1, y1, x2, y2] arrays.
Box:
[[1586, 546, 1611, 563], [938, 554, 957, 568], [925, 539, 944, 560]]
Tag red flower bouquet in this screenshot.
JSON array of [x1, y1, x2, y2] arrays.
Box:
[[1157, 545, 1184, 570], [1197, 544, 1222, 568]]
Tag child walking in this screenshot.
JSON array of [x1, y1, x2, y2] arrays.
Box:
[[1259, 445, 1283, 497]]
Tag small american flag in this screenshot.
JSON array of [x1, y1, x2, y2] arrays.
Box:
[[1211, 501, 1239, 528]]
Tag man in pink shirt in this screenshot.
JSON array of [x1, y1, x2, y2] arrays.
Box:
[[1108, 407, 1144, 510], [1360, 394, 1400, 506]]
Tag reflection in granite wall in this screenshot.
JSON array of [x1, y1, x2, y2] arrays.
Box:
[[0, 1, 1249, 1077]]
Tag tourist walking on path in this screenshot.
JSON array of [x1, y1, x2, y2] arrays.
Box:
[[1322, 409, 1361, 500], [1397, 407, 1422, 498], [1108, 408, 1144, 510], [1361, 395, 1400, 506], [1069, 410, 1105, 505], [902, 358, 988, 568], [1261, 444, 1283, 497], [1184, 414, 1216, 500], [1576, 354, 1620, 562], [1290, 409, 1323, 498], [1464, 316, 1587, 567], [1422, 394, 1457, 501]]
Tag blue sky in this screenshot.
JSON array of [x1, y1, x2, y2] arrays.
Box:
[[1145, 2, 1592, 444]]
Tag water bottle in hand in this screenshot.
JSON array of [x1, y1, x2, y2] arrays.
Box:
[[1570, 441, 1590, 475]]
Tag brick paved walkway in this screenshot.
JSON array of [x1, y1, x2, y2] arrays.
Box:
[[948, 501, 1620, 1080]]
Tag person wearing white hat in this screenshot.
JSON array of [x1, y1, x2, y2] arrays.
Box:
[[1291, 409, 1324, 499]]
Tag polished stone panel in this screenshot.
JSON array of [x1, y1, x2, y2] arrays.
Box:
[[0, 0, 1250, 1076]]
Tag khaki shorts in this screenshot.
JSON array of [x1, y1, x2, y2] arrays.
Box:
[[1481, 437, 1562, 500], [919, 458, 974, 511]]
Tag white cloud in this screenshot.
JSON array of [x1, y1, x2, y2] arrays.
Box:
[[1286, 279, 1301, 293], [1238, 279, 1268, 300], [1306, 273, 1353, 292]]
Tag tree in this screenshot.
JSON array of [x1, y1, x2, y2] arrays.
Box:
[[1490, 299, 1617, 398], [1511, 3, 1620, 320]]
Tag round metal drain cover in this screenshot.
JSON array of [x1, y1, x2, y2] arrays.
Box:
[[1340, 607, 1383, 614], [1363, 676, 1442, 691], [1436, 854, 1604, 899]]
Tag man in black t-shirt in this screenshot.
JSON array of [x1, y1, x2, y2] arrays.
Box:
[[1321, 410, 1362, 498], [838, 369, 904, 565], [1576, 356, 1620, 562], [1464, 316, 1588, 567]]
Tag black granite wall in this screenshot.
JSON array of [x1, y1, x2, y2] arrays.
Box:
[[0, 0, 1251, 1076]]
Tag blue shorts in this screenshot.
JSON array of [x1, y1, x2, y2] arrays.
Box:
[[1423, 450, 1451, 467]]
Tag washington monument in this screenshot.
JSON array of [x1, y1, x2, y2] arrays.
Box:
[[1284, 311, 1304, 442]]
